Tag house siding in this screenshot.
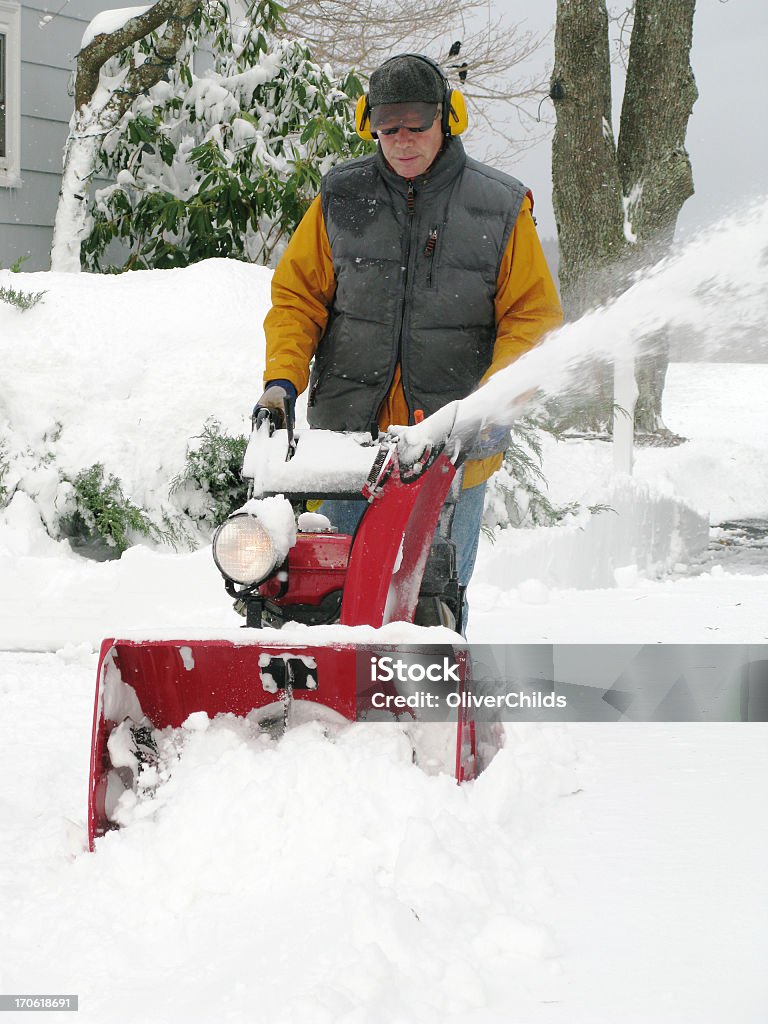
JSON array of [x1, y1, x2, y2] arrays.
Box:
[[1, 0, 106, 270]]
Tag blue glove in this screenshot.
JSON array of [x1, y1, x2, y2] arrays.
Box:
[[464, 423, 511, 460]]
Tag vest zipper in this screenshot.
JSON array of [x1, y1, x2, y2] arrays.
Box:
[[425, 227, 439, 287], [392, 179, 418, 423]]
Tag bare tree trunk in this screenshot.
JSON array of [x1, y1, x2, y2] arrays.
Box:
[[50, 0, 201, 272], [551, 0, 627, 316], [550, 0, 628, 431], [618, 0, 697, 245], [618, 0, 697, 438], [550, 0, 697, 439]]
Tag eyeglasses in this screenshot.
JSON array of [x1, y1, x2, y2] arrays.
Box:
[[377, 122, 436, 137], [370, 102, 440, 136]]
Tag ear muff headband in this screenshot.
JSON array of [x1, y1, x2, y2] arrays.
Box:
[[354, 54, 468, 140]]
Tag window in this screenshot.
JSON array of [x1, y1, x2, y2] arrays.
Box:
[[0, 0, 20, 186]]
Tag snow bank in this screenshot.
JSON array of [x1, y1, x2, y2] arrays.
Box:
[[4, 200, 767, 544], [3, 648, 767, 1022], [0, 648, 580, 1022], [0, 259, 271, 534], [478, 474, 709, 591]]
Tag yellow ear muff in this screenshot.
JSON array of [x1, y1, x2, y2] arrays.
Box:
[[445, 89, 468, 136], [356, 82, 467, 139], [355, 95, 375, 141]]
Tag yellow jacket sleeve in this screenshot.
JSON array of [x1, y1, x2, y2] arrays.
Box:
[[263, 195, 335, 393], [487, 195, 563, 379], [463, 195, 563, 488]]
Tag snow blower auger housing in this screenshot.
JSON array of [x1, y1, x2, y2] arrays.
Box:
[[88, 410, 501, 849]]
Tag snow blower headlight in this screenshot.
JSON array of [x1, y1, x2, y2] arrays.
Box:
[[213, 514, 279, 586]]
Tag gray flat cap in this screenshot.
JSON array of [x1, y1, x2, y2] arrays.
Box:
[[369, 55, 445, 107]]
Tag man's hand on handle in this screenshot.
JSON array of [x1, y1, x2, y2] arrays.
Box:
[[253, 380, 297, 430]]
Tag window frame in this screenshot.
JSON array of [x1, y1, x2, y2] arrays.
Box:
[[0, 0, 21, 187]]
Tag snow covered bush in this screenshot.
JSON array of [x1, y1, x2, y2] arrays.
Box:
[[171, 418, 249, 528], [60, 464, 155, 553], [82, 0, 369, 271], [60, 463, 175, 555], [0, 439, 8, 507], [0, 284, 46, 311], [483, 421, 577, 534]]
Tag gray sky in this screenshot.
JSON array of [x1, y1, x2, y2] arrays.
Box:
[[477, 0, 768, 240]]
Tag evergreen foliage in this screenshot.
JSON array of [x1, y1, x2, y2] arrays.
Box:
[[0, 255, 31, 272], [83, 0, 370, 271], [0, 285, 46, 311], [484, 421, 559, 533], [483, 420, 598, 535], [171, 418, 249, 528], [62, 463, 167, 553]]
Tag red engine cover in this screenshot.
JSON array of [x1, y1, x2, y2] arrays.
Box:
[[260, 532, 352, 607]]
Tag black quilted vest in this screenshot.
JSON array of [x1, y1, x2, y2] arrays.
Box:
[[309, 139, 528, 432]]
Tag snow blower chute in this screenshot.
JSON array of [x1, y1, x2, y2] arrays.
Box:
[[88, 406, 503, 848]]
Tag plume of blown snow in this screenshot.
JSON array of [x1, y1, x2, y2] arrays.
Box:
[[400, 196, 768, 454]]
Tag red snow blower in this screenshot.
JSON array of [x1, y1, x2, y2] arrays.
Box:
[[87, 408, 502, 849]]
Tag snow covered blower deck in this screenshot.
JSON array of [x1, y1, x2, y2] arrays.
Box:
[[88, 412, 502, 849]]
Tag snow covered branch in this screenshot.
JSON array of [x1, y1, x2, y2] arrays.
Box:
[[50, 0, 202, 272]]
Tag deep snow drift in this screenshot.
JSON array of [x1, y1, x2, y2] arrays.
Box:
[[1, 649, 766, 1023]]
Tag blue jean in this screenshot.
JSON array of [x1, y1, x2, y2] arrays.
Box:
[[450, 482, 486, 591], [323, 482, 486, 632]]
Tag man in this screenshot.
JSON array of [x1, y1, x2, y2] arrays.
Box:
[[256, 53, 562, 623]]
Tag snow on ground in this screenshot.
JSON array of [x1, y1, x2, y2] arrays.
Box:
[[468, 360, 768, 644], [1, 651, 766, 1023], [1, 205, 767, 1021]]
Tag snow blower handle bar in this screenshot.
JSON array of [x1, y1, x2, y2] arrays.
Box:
[[361, 429, 445, 501]]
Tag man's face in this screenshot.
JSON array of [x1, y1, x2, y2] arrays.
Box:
[[375, 107, 444, 178]]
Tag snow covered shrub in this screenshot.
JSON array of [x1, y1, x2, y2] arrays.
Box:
[[0, 440, 8, 506], [483, 421, 613, 536], [0, 285, 46, 311], [171, 418, 249, 528], [483, 420, 576, 534], [82, 0, 369, 271], [61, 463, 161, 554]]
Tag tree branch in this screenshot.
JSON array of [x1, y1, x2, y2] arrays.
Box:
[[280, 0, 549, 154], [75, 0, 201, 110]]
